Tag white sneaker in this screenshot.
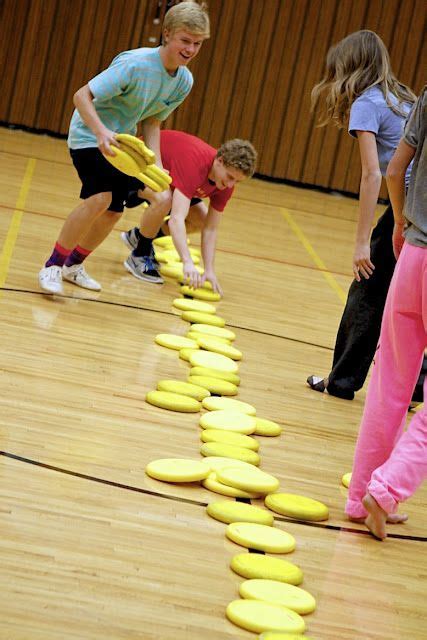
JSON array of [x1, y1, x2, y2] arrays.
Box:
[[38, 265, 63, 294], [62, 264, 101, 291]]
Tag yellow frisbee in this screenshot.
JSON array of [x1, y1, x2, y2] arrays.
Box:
[[156, 379, 210, 401], [190, 366, 240, 385], [182, 311, 225, 327], [226, 522, 296, 553], [202, 396, 256, 415], [203, 472, 261, 499], [187, 330, 230, 344], [207, 501, 273, 526], [202, 457, 257, 473], [181, 285, 221, 302], [191, 324, 236, 341], [254, 418, 283, 436], [197, 336, 242, 360], [239, 579, 316, 614], [217, 466, 279, 494], [265, 493, 329, 522], [189, 350, 238, 373], [145, 458, 210, 482], [231, 553, 303, 585], [342, 472, 352, 488], [155, 333, 198, 351], [179, 348, 200, 362], [145, 390, 201, 413], [189, 376, 238, 396], [226, 599, 305, 634], [173, 298, 216, 314], [159, 263, 183, 279], [199, 410, 256, 434], [200, 442, 260, 465], [201, 429, 259, 451]]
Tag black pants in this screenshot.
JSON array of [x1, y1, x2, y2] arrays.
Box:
[[327, 206, 426, 400]]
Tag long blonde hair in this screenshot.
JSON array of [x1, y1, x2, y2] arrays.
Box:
[[311, 30, 416, 127]]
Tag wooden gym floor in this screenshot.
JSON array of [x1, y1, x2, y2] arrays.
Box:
[[0, 128, 426, 640]]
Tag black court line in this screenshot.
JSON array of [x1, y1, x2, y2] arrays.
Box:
[[1, 286, 334, 352], [1, 451, 425, 542]]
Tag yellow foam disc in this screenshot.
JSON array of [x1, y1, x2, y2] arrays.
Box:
[[189, 350, 238, 373], [201, 429, 259, 451], [173, 298, 216, 314], [197, 336, 242, 360], [191, 324, 236, 341], [342, 472, 352, 488], [145, 458, 210, 482], [259, 632, 315, 640], [180, 285, 221, 302], [203, 472, 261, 498], [226, 599, 305, 634], [157, 379, 210, 401], [265, 493, 329, 522], [202, 397, 256, 415], [200, 442, 260, 465], [145, 390, 201, 413], [152, 235, 175, 249], [254, 418, 283, 436], [190, 366, 240, 385], [188, 331, 230, 344], [159, 248, 200, 264], [203, 457, 257, 473], [155, 333, 198, 351], [217, 466, 279, 494], [226, 523, 296, 553], [182, 311, 225, 327], [240, 579, 316, 614], [231, 554, 303, 585], [159, 263, 183, 279], [179, 275, 212, 289], [189, 376, 238, 396], [207, 501, 273, 526], [179, 348, 200, 362], [199, 410, 256, 434]]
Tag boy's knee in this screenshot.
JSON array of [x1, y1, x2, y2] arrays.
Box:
[[150, 189, 172, 210], [87, 192, 113, 211]]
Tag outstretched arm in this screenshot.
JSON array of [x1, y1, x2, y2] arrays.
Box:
[[73, 85, 118, 156], [386, 139, 416, 259], [200, 206, 223, 295], [168, 189, 201, 288], [353, 130, 382, 281]]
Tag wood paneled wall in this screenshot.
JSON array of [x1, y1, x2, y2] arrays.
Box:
[[0, 0, 425, 194]]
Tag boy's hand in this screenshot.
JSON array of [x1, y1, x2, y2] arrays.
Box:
[[392, 222, 405, 260], [96, 129, 119, 156], [353, 241, 375, 282], [183, 260, 202, 289], [201, 270, 223, 296]]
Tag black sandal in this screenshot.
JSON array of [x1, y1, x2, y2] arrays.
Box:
[[306, 375, 327, 393]]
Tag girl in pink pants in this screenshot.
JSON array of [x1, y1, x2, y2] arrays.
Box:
[[346, 88, 427, 539]]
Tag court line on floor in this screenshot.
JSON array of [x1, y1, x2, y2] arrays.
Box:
[[2, 451, 424, 542], [0, 286, 334, 352], [280, 207, 347, 304], [0, 159, 36, 289]]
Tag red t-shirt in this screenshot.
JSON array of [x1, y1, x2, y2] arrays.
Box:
[[160, 130, 234, 212]]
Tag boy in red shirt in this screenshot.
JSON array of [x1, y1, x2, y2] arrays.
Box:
[[121, 130, 257, 293]]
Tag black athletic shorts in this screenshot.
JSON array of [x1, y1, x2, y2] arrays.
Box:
[[70, 147, 144, 213]]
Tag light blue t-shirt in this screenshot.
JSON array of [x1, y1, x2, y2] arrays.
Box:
[[68, 47, 193, 149], [349, 86, 412, 182]]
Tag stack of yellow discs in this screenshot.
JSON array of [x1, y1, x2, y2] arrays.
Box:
[[179, 348, 200, 362], [157, 379, 210, 401], [199, 410, 256, 434], [201, 429, 259, 451], [189, 350, 239, 373], [172, 298, 216, 314], [202, 396, 256, 414], [189, 376, 238, 396], [187, 330, 230, 344], [207, 501, 274, 526], [203, 472, 261, 499], [155, 333, 198, 351], [217, 465, 280, 494], [182, 311, 225, 327], [265, 493, 329, 522], [191, 324, 236, 341], [190, 366, 240, 385], [181, 285, 221, 302], [200, 442, 260, 465], [197, 336, 242, 360], [226, 522, 296, 553]]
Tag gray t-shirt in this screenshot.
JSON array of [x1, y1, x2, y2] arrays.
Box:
[[349, 86, 412, 183], [402, 88, 426, 248]]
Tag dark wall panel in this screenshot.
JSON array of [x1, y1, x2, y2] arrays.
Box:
[[0, 0, 424, 195]]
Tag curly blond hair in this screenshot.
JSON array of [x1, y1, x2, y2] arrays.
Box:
[[312, 30, 416, 127], [217, 139, 257, 177], [163, 1, 210, 40]]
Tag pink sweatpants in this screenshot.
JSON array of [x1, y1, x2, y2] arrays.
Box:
[[346, 242, 427, 518]]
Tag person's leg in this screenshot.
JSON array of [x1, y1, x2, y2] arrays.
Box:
[[346, 243, 427, 520], [185, 200, 207, 233], [308, 207, 395, 399]]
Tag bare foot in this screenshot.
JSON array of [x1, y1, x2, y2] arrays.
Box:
[[362, 494, 388, 540], [348, 512, 408, 525]]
